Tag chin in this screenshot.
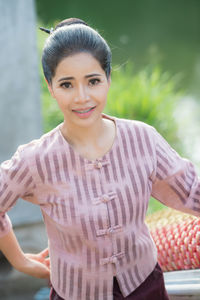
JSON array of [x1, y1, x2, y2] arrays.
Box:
[[73, 113, 101, 127]]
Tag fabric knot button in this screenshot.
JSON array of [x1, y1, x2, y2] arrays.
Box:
[[102, 195, 109, 203], [95, 162, 102, 169], [111, 257, 118, 264], [108, 228, 114, 234]]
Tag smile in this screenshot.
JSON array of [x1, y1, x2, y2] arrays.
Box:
[[72, 107, 95, 114]]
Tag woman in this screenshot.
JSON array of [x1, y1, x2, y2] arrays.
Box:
[[0, 18, 199, 300]]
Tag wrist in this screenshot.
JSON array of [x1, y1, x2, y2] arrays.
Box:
[[11, 252, 28, 271]]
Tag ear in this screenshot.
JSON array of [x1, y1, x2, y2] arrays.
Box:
[[45, 79, 55, 98]]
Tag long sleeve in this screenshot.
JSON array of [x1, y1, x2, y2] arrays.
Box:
[[0, 146, 36, 237], [151, 128, 200, 216]]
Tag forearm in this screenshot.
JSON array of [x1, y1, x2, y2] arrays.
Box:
[[0, 229, 50, 278], [0, 228, 27, 271]]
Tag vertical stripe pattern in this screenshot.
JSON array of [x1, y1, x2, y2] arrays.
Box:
[[0, 117, 199, 299]]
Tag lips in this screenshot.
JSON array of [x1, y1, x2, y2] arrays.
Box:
[[72, 106, 96, 114], [72, 106, 96, 119]]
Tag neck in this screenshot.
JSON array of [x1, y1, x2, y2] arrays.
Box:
[[61, 116, 105, 147]]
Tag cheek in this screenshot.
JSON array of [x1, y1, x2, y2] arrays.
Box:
[[55, 91, 70, 104], [94, 87, 109, 101], [101, 90, 109, 102]]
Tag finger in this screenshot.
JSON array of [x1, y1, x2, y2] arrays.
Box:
[[39, 248, 49, 258], [44, 258, 50, 267]]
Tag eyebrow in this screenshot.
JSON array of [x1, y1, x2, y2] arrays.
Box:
[[58, 73, 102, 82]]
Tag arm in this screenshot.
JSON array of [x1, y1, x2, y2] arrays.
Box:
[[151, 128, 200, 216], [0, 228, 50, 279], [0, 146, 50, 279]]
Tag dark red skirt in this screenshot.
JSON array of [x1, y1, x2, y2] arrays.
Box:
[[50, 263, 169, 300]]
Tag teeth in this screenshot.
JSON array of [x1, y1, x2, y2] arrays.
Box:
[[74, 107, 93, 113]]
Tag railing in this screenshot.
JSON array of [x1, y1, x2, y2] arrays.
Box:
[[164, 269, 200, 299]]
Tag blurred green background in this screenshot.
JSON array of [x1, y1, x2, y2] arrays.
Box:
[[35, 0, 200, 214], [36, 0, 200, 94]]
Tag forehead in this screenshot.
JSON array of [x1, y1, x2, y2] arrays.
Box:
[[54, 52, 104, 78]]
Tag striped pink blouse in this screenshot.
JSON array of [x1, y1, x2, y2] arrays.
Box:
[[0, 114, 199, 299]]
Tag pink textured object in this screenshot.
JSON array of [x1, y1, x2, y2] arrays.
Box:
[[146, 208, 200, 272]]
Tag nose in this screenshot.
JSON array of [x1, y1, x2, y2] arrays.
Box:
[[74, 84, 89, 103]]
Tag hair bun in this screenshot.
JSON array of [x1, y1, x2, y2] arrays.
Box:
[[39, 18, 88, 35], [55, 18, 88, 30]]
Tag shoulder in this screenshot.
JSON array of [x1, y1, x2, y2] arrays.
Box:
[[16, 124, 62, 159], [112, 116, 160, 154], [114, 115, 155, 134]]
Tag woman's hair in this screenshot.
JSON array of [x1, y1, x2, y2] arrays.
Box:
[[41, 18, 112, 84]]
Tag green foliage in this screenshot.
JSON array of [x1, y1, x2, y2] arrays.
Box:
[[105, 63, 183, 152], [42, 80, 64, 133], [146, 197, 167, 215]]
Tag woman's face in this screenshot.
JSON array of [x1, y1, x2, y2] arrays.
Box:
[[48, 52, 110, 129]]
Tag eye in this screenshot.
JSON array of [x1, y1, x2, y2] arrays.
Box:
[[89, 78, 101, 86], [60, 82, 72, 89]]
